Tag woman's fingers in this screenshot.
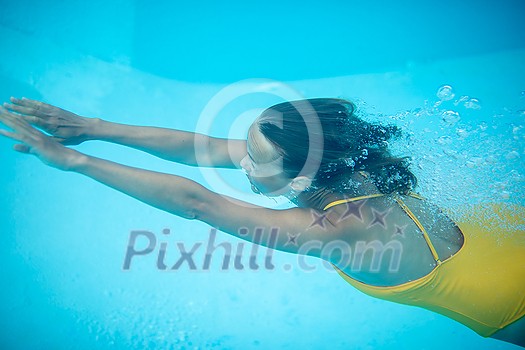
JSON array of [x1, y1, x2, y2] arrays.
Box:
[[4, 102, 37, 115], [4, 101, 49, 119], [2, 103, 46, 126], [0, 106, 40, 140], [51, 136, 67, 144], [10, 97, 49, 110], [4, 108, 48, 129], [15, 98, 57, 118], [13, 143, 31, 153], [0, 106, 21, 130], [0, 128, 25, 143]]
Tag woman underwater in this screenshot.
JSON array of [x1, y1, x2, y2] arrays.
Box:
[[0, 97, 524, 347]]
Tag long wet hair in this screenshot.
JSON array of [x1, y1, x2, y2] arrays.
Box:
[[257, 98, 417, 195]]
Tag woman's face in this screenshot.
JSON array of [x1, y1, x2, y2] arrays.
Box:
[[240, 121, 293, 197]]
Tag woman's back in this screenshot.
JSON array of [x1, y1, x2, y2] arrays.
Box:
[[328, 190, 464, 287]]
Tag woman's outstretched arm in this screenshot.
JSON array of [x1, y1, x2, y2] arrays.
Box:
[[3, 97, 246, 168], [88, 120, 246, 168], [0, 105, 345, 257], [69, 152, 346, 256]]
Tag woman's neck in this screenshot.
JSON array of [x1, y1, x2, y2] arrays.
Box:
[[292, 171, 381, 210]]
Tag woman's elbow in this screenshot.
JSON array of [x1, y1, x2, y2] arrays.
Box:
[[182, 192, 209, 221]]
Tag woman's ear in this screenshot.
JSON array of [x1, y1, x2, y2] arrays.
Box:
[[290, 176, 313, 192]]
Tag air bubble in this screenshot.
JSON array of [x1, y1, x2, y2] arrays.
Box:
[[485, 155, 497, 164], [454, 95, 470, 106], [437, 136, 453, 145], [471, 157, 483, 166], [478, 122, 488, 131], [442, 110, 461, 125], [505, 151, 520, 160], [437, 85, 455, 101], [464, 98, 481, 110], [344, 158, 355, 167], [443, 149, 459, 158], [456, 128, 469, 138], [510, 170, 524, 182], [466, 158, 483, 168]]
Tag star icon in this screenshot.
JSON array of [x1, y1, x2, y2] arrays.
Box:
[[338, 200, 366, 223], [309, 210, 330, 229], [285, 232, 301, 246], [367, 207, 391, 229], [392, 224, 408, 238]]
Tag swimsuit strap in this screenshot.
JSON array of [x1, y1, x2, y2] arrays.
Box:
[[393, 195, 442, 265], [406, 191, 425, 200], [323, 193, 385, 210]]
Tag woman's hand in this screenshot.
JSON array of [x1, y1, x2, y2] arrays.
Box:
[[2, 97, 97, 146], [0, 106, 84, 171]]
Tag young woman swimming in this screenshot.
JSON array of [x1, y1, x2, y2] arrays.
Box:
[[1, 97, 523, 347]]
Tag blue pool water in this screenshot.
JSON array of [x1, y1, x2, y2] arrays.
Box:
[[1, 1, 524, 349]]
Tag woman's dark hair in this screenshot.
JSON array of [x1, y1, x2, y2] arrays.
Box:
[[258, 98, 417, 195]]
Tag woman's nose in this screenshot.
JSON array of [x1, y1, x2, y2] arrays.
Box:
[[240, 155, 252, 173]]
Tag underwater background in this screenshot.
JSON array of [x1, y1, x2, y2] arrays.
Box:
[[1, 0, 524, 349]]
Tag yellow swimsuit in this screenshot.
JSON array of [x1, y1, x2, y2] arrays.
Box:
[[324, 193, 525, 337]]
